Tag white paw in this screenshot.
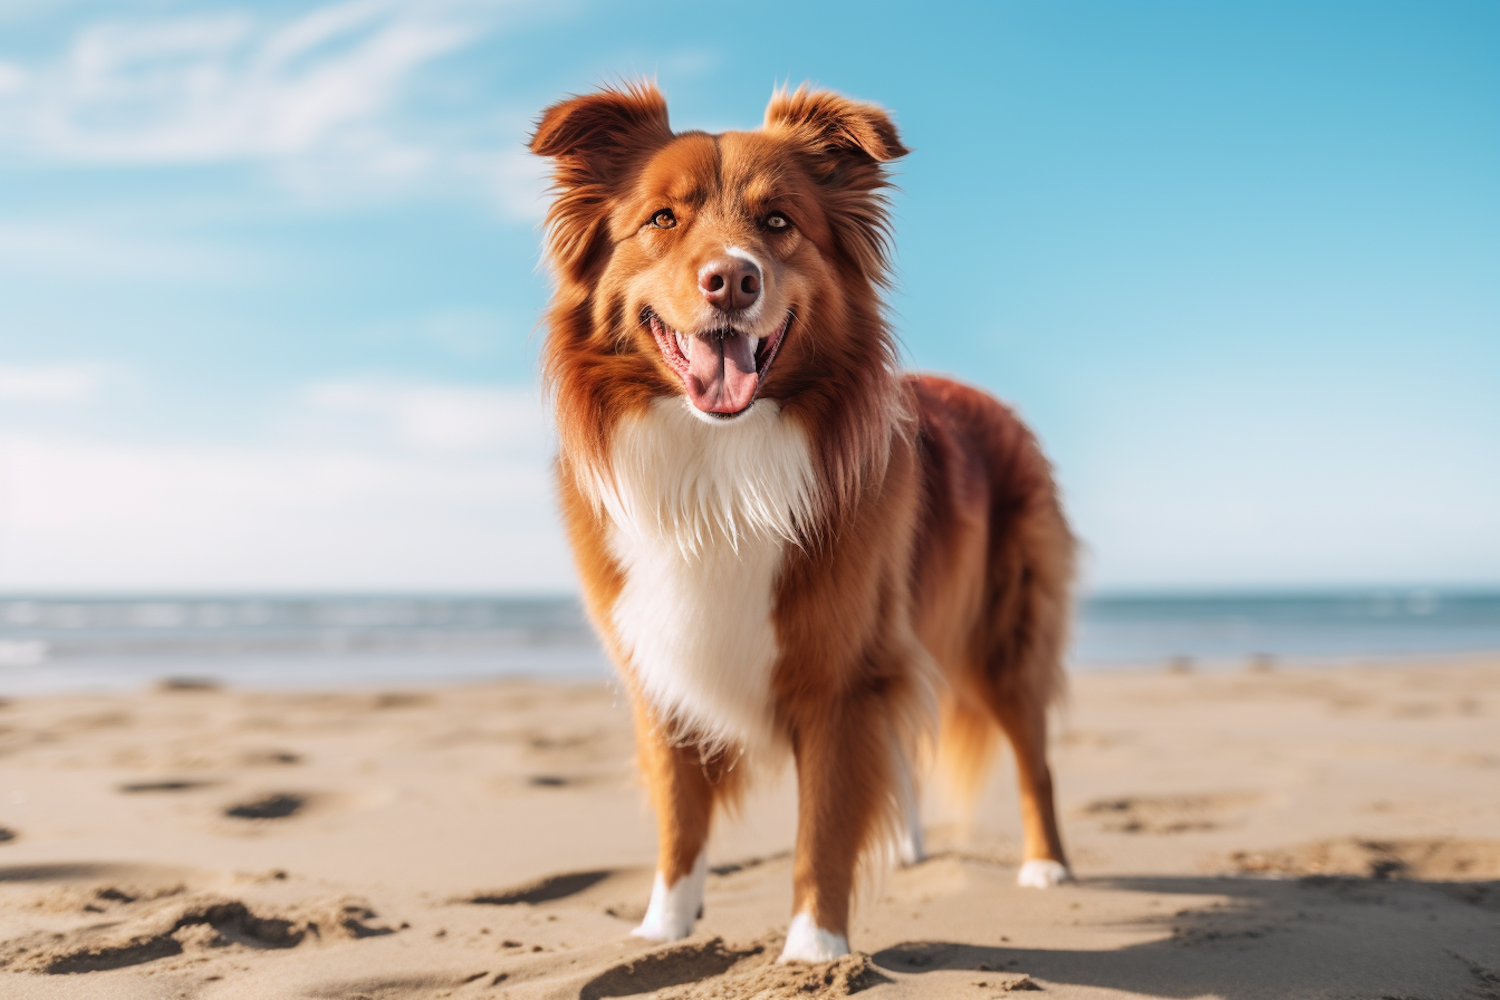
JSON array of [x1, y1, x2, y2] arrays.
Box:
[[630, 910, 692, 941], [777, 911, 849, 963], [631, 852, 707, 941], [897, 825, 927, 867], [1017, 858, 1073, 888]]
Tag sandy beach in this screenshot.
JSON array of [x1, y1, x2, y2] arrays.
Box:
[[1, 656, 1497, 999]]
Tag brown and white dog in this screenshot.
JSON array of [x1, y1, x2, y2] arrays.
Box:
[[529, 83, 1075, 962]]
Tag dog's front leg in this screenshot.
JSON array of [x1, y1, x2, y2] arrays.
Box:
[[779, 690, 893, 963], [630, 705, 741, 941]]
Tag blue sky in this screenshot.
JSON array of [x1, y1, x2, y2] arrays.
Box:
[[0, 0, 1496, 593]]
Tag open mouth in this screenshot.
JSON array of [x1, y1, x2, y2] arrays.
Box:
[[645, 309, 793, 418]]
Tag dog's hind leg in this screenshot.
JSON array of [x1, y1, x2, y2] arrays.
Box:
[[630, 706, 743, 941], [893, 740, 926, 867], [990, 692, 1071, 887]]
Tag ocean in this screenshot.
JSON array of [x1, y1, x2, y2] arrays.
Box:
[[1, 590, 1497, 695]]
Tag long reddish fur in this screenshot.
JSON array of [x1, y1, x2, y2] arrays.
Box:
[[531, 82, 1075, 943]]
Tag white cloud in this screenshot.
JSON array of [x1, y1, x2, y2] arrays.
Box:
[[304, 378, 550, 454], [14, 1, 469, 161], [0, 0, 546, 219], [0, 221, 251, 279], [483, 146, 550, 225], [0, 432, 572, 591], [0, 61, 26, 95], [1066, 422, 1500, 590], [0, 379, 571, 590], [0, 364, 105, 403]]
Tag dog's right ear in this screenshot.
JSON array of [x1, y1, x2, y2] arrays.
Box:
[[530, 83, 672, 176], [530, 83, 672, 277]]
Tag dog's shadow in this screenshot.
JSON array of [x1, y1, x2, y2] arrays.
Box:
[[874, 874, 1500, 1000]]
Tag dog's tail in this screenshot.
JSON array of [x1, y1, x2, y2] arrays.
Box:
[[938, 406, 1075, 805]]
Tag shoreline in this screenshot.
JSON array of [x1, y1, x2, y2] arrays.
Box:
[[6, 645, 1500, 701]]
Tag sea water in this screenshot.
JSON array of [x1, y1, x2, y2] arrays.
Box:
[[0, 590, 1497, 695]]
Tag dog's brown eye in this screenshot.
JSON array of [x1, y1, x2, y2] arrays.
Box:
[[765, 212, 790, 230], [651, 209, 676, 229]]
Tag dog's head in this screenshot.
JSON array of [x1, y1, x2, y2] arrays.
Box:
[[530, 82, 907, 426]]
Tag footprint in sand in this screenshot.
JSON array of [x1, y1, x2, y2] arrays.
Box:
[[120, 779, 217, 794], [463, 867, 662, 927], [490, 771, 618, 793], [523, 729, 609, 763], [224, 793, 305, 820], [466, 869, 618, 906], [239, 748, 303, 767], [1080, 792, 1260, 834], [527, 774, 572, 788]]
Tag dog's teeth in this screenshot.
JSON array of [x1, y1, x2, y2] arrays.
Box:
[[675, 332, 688, 356], [747, 336, 760, 355]]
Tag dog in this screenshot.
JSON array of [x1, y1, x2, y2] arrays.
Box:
[[528, 82, 1075, 963]]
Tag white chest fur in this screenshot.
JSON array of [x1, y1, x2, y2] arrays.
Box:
[[593, 396, 819, 753]]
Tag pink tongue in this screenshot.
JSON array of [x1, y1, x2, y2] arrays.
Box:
[[685, 333, 759, 414]]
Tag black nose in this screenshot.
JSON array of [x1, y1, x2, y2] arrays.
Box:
[[698, 255, 762, 312]]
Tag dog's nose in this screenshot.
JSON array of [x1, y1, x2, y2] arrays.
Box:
[[698, 256, 762, 312]]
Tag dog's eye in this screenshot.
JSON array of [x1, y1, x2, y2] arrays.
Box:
[[650, 209, 676, 229], [765, 212, 790, 230]]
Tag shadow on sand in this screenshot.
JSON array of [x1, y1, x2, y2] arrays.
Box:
[[875, 875, 1500, 1000]]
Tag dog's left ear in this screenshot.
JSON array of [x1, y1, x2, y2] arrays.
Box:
[[764, 86, 909, 175], [765, 86, 908, 283]]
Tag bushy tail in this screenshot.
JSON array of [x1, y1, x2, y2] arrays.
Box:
[[939, 434, 1075, 803]]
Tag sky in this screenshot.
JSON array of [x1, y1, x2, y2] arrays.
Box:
[[0, 0, 1496, 594]]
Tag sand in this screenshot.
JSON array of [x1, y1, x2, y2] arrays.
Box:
[[1, 656, 1498, 999]]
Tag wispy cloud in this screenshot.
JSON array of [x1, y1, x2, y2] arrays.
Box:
[[0, 221, 253, 279], [304, 378, 549, 455], [0, 60, 25, 95], [0, 0, 549, 218], [0, 373, 567, 590], [0, 364, 106, 403], [9, 0, 472, 162], [0, 429, 570, 590]]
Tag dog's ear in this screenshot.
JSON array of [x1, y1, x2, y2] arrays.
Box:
[[763, 85, 909, 172], [530, 83, 672, 276], [530, 82, 672, 176], [764, 86, 908, 284]]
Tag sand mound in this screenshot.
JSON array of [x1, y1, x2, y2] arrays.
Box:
[[574, 935, 892, 1000], [578, 937, 762, 998], [667, 951, 892, 999], [0, 888, 396, 974]]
